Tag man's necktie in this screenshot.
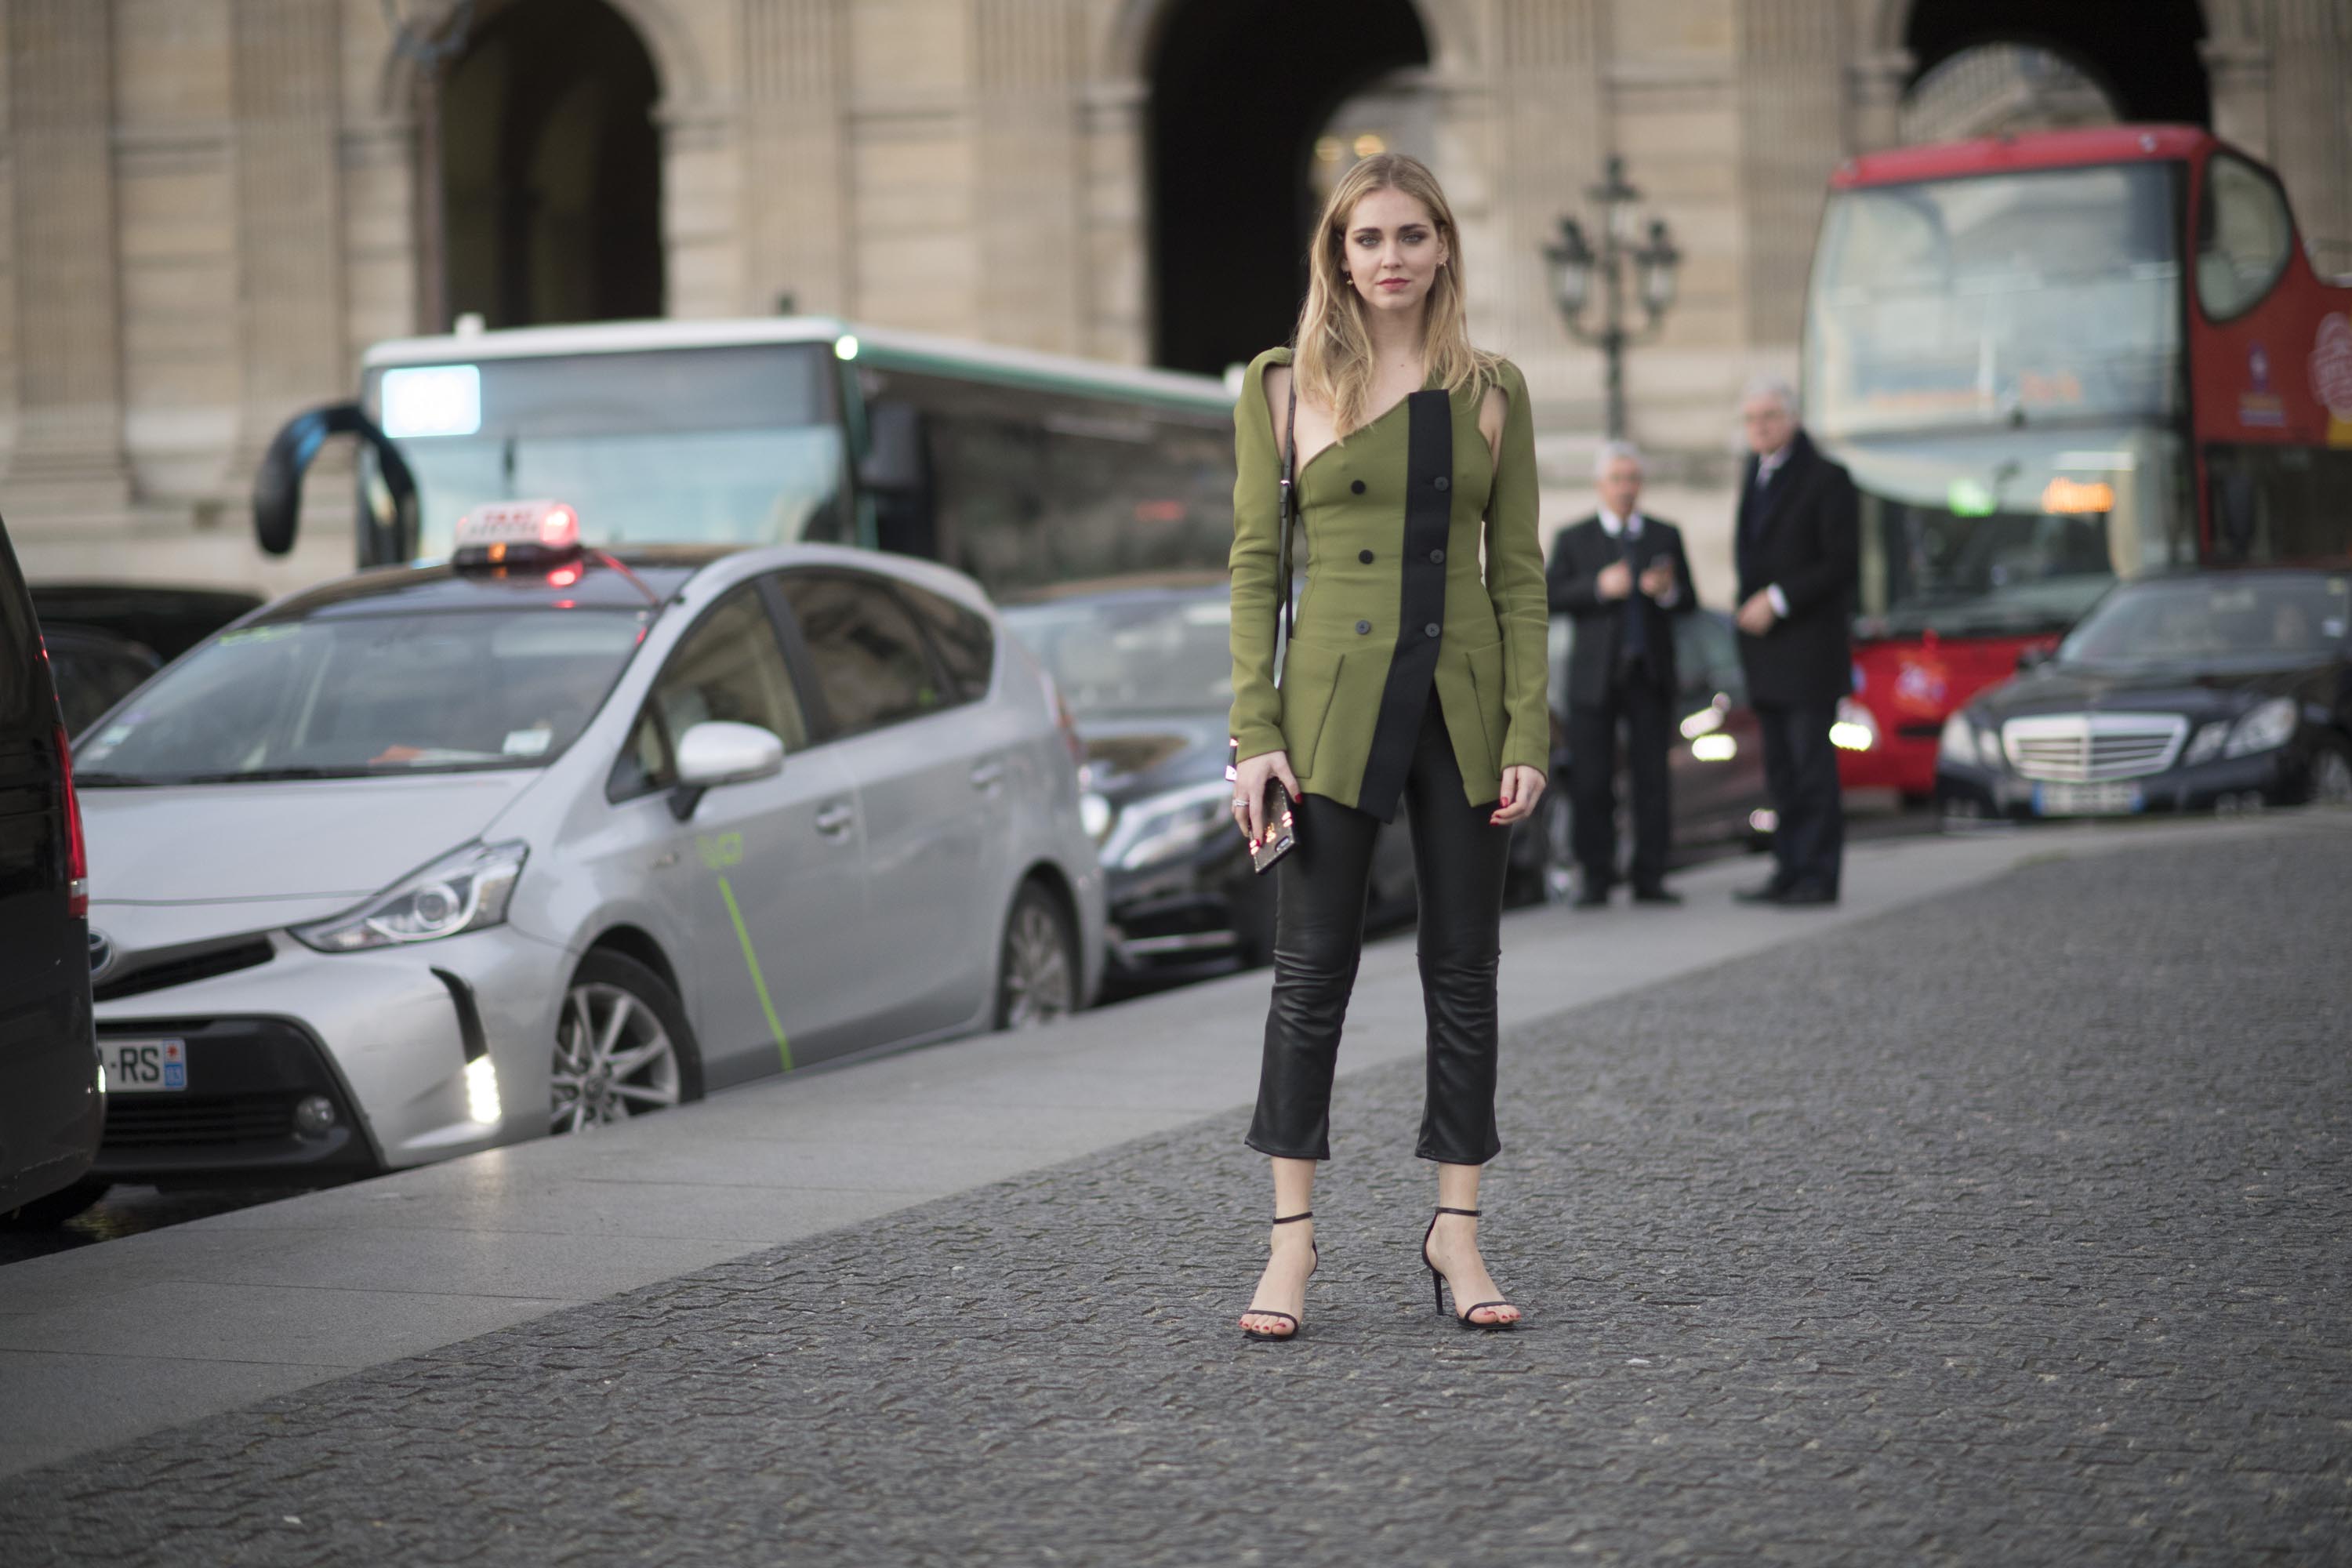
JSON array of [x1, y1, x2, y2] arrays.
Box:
[[1620, 528, 1650, 667]]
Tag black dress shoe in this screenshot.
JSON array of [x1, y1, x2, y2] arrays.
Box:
[[1775, 884, 1838, 907], [1632, 887, 1682, 906], [1731, 880, 1789, 904], [1573, 885, 1610, 909]]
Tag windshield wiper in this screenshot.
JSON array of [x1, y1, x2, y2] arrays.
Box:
[[70, 771, 179, 787], [166, 766, 364, 784]]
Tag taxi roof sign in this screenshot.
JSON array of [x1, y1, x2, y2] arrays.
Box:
[[453, 499, 580, 567]]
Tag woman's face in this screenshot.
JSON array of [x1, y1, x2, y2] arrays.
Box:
[[1340, 186, 1448, 320]]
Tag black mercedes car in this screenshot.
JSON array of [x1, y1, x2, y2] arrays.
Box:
[[1936, 567, 2352, 821]]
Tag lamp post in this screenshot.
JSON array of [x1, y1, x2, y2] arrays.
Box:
[[1542, 154, 1682, 441]]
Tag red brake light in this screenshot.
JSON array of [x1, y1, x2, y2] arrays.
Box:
[[54, 724, 88, 920]]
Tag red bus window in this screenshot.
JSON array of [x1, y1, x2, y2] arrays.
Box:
[[2196, 154, 2293, 321]]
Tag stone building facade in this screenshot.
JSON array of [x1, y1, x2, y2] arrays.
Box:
[[2, 0, 2348, 600]]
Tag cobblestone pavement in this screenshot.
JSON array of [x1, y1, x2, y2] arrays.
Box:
[[4, 829, 2348, 1566]]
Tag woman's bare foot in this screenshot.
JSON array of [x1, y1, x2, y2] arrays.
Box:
[[1239, 1218, 1317, 1338], [1423, 1210, 1521, 1327]]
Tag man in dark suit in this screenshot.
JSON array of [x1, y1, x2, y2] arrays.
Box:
[[1546, 441, 1697, 906], [1730, 376, 1859, 907]]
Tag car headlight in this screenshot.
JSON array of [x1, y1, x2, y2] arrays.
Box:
[[1937, 711, 1976, 767], [2183, 721, 2230, 767], [1101, 779, 1235, 871], [1079, 790, 1114, 843], [2225, 697, 2297, 758], [1831, 697, 1878, 753], [1939, 712, 2004, 771], [292, 840, 528, 952]]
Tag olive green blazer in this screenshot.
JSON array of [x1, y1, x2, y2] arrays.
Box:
[[1227, 347, 1552, 809]]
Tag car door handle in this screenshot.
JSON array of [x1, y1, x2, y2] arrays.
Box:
[[968, 760, 1005, 790], [815, 801, 856, 837]]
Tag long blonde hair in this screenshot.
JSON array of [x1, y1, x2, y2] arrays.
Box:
[[1294, 153, 1500, 436]]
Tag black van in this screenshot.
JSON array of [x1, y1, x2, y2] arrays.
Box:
[[0, 515, 101, 1222]]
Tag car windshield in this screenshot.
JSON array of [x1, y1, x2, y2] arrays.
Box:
[[365, 344, 849, 561], [1002, 595, 1234, 717], [2058, 575, 2350, 668], [73, 608, 648, 784]]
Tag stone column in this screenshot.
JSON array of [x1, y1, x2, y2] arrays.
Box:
[[5, 0, 132, 512], [1736, 0, 1846, 348], [971, 0, 1084, 354], [2200, 36, 2272, 159], [2267, 0, 2352, 280], [1847, 48, 1913, 154], [230, 0, 347, 477], [1486, 0, 1606, 413], [742, 0, 851, 318], [1077, 75, 1147, 364]]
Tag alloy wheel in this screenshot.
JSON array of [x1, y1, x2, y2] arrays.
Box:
[[550, 980, 682, 1133], [1000, 897, 1074, 1029]]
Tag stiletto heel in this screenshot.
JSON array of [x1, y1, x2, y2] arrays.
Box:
[[1421, 1206, 1520, 1331], [1240, 1210, 1318, 1341]]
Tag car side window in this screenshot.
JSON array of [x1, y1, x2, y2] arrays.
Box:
[[609, 585, 806, 801], [893, 582, 996, 704], [776, 572, 944, 738]]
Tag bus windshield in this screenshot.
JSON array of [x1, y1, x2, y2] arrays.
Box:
[[365, 343, 849, 561], [1806, 162, 2183, 439], [1842, 426, 2192, 640]]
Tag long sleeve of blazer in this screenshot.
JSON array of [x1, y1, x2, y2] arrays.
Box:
[[1228, 347, 1551, 809]]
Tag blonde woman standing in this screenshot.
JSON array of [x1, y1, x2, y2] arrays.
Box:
[[1229, 154, 1549, 1340]]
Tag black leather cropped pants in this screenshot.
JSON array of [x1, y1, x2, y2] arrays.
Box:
[[1246, 700, 1513, 1166]]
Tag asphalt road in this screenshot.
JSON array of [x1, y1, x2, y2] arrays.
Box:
[[2, 820, 2343, 1564]]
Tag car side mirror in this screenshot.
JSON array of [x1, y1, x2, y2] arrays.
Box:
[[2016, 646, 2053, 673], [669, 721, 785, 820]]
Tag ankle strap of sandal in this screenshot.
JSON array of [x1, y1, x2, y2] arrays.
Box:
[[1434, 1206, 1480, 1218], [1271, 1210, 1313, 1225]]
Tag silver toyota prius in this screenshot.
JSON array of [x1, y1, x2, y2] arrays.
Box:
[[71, 505, 1103, 1190]]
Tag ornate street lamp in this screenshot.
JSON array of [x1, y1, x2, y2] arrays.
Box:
[[1543, 155, 1682, 440]]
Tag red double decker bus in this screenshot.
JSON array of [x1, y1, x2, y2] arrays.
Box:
[[1803, 125, 2352, 797]]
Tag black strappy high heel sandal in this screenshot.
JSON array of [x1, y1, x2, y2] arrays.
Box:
[[1240, 1210, 1319, 1341], [1421, 1206, 1520, 1330]]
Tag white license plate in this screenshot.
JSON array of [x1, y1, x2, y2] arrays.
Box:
[[2035, 781, 2143, 817], [103, 1039, 187, 1093]]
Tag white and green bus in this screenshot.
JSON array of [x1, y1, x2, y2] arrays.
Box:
[[255, 318, 1238, 596]]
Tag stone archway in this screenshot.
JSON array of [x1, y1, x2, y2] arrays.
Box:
[[1896, 0, 2211, 127], [375, 0, 705, 331], [436, 0, 663, 328], [1132, 0, 1438, 375]]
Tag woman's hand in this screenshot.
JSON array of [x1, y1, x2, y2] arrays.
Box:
[[1232, 749, 1302, 845], [1489, 764, 1545, 828]]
